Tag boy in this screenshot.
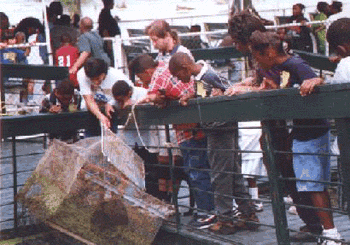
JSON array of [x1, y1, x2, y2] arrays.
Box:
[[131, 54, 216, 229], [250, 30, 341, 245], [327, 17, 350, 225], [55, 33, 80, 88], [169, 52, 259, 234], [40, 79, 81, 143]]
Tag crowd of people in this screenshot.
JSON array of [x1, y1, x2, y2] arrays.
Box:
[[2, 0, 350, 244]]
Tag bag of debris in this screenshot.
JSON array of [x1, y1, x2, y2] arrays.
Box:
[[17, 136, 175, 245]]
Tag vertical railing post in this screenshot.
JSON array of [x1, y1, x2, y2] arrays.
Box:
[[261, 121, 290, 245], [11, 136, 18, 233], [335, 118, 350, 216], [164, 125, 181, 230]]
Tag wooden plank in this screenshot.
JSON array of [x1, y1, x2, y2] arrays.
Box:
[[47, 222, 96, 245]]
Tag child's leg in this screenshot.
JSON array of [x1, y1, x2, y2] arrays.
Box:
[[309, 190, 334, 229], [180, 138, 214, 213]]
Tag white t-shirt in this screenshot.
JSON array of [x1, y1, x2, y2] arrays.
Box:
[[330, 56, 350, 83], [77, 67, 131, 102]]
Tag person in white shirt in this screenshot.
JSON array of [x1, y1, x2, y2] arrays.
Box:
[[77, 58, 130, 129]]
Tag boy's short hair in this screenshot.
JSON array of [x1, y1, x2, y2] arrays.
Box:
[[250, 30, 284, 54], [112, 80, 132, 97], [128, 54, 159, 74], [60, 33, 72, 44], [56, 79, 74, 95], [84, 58, 109, 78], [331, 1, 342, 12], [169, 52, 193, 74], [228, 12, 266, 44], [317, 2, 329, 13], [327, 18, 350, 49]]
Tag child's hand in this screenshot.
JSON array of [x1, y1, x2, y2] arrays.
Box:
[[105, 103, 115, 118], [210, 88, 223, 97], [260, 78, 279, 90], [300, 77, 323, 96], [49, 105, 62, 113], [179, 94, 193, 106], [224, 85, 252, 96]]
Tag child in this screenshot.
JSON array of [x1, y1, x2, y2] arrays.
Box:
[[327, 17, 350, 226], [169, 52, 259, 234], [55, 33, 79, 88], [40, 79, 81, 144], [250, 30, 341, 245]]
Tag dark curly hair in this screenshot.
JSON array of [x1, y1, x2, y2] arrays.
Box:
[[228, 12, 266, 44], [327, 18, 350, 50]]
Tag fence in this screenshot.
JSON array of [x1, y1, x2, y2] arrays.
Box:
[[1, 47, 350, 244]]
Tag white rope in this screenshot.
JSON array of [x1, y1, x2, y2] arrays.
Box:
[[130, 103, 149, 151]]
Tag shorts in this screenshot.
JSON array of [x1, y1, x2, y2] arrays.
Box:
[[293, 131, 330, 192]]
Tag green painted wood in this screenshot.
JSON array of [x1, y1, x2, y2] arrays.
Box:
[[261, 122, 290, 245], [1, 111, 99, 138], [293, 50, 337, 72], [133, 83, 350, 125], [2, 83, 350, 138], [1, 64, 69, 80]]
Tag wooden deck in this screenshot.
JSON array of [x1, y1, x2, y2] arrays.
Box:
[[160, 194, 350, 245]]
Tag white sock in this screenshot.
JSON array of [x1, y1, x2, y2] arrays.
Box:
[[249, 187, 259, 200]]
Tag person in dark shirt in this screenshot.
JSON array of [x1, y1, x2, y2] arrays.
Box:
[[98, 0, 120, 67], [40, 79, 81, 144], [98, 0, 121, 37], [250, 30, 342, 244], [285, 3, 313, 52]]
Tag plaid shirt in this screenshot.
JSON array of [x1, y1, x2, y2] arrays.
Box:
[[148, 62, 194, 98], [149, 62, 204, 144]]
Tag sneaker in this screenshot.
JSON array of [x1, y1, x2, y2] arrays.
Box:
[[287, 205, 298, 215], [253, 202, 263, 212], [319, 229, 342, 245], [283, 195, 294, 204], [188, 214, 217, 230], [231, 206, 242, 218]]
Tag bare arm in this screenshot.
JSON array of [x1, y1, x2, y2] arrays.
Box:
[[69, 51, 90, 74], [83, 94, 111, 128]]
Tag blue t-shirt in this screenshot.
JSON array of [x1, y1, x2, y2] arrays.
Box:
[[0, 48, 27, 64], [277, 55, 329, 141]]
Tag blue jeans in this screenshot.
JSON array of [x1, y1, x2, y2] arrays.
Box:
[[180, 138, 214, 212]]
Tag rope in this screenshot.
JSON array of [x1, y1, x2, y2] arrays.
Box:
[[129, 103, 149, 151]]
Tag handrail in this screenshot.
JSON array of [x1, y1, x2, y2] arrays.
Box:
[[2, 83, 350, 138]]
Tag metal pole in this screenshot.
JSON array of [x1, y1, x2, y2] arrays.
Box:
[[11, 136, 18, 233], [164, 125, 181, 231], [261, 121, 290, 245]]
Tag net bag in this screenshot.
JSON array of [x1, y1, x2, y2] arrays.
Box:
[[17, 135, 174, 245]]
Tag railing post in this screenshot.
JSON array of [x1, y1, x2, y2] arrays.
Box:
[[11, 136, 18, 233], [261, 121, 290, 245], [335, 118, 350, 216], [165, 125, 181, 230]]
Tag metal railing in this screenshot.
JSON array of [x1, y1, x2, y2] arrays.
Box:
[[1, 49, 350, 244]]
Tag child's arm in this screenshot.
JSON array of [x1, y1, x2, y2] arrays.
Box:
[[299, 77, 324, 96]]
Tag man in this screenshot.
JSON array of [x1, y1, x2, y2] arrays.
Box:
[[70, 17, 110, 75], [78, 58, 130, 130]]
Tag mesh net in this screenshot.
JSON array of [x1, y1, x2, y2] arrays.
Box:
[[17, 137, 175, 245], [101, 125, 146, 190]]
